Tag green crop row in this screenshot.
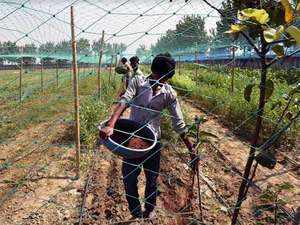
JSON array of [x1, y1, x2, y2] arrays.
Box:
[[170, 64, 299, 145]]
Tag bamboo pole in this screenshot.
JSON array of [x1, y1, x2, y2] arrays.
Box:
[[178, 55, 181, 75], [19, 46, 23, 104], [97, 30, 105, 99], [114, 53, 118, 84], [109, 55, 113, 83], [231, 46, 236, 93], [195, 51, 198, 77], [56, 60, 59, 87], [40, 59, 43, 91], [70, 62, 72, 84], [70, 5, 81, 179]]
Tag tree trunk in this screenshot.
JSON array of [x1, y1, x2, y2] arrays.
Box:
[[231, 37, 268, 225]]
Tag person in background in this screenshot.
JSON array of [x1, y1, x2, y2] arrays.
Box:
[[100, 53, 196, 220], [119, 57, 133, 88], [129, 56, 144, 77]]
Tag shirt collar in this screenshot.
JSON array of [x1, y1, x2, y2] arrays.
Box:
[[144, 76, 167, 94]]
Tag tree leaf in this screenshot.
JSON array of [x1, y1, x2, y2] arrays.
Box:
[[265, 79, 274, 100], [263, 28, 277, 42], [294, 97, 300, 106], [289, 83, 300, 95], [244, 83, 256, 102], [280, 0, 293, 23], [238, 8, 270, 24], [272, 45, 285, 58], [286, 25, 300, 46], [271, 101, 282, 110], [297, 2, 300, 13], [263, 26, 284, 43], [275, 25, 285, 40], [225, 24, 247, 34]]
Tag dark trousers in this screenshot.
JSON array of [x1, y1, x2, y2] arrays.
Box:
[[122, 142, 162, 217]]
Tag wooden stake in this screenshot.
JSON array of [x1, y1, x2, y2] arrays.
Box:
[[114, 53, 118, 84], [109, 55, 113, 83], [195, 51, 198, 77], [19, 47, 23, 104], [56, 60, 59, 87], [40, 59, 43, 91], [178, 55, 181, 75], [70, 63, 72, 84], [231, 46, 236, 93], [70, 5, 81, 179], [97, 30, 105, 99]]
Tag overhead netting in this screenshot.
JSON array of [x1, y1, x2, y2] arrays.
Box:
[[0, 0, 222, 63]]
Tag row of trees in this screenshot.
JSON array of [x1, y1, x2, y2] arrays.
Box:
[[147, 9, 255, 56], [0, 39, 127, 56], [149, 15, 210, 55]]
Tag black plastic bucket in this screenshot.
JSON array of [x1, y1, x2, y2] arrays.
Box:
[[99, 119, 157, 159]]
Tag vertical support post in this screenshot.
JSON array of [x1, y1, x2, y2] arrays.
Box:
[[78, 63, 80, 78], [109, 55, 113, 83], [40, 59, 43, 91], [56, 60, 59, 87], [19, 46, 23, 104], [70, 62, 72, 84], [195, 51, 198, 77], [114, 53, 118, 84], [97, 30, 105, 99], [178, 55, 181, 75], [231, 46, 236, 93], [70, 5, 80, 179]]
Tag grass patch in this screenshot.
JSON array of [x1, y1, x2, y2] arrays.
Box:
[[0, 67, 120, 143], [170, 64, 299, 145]]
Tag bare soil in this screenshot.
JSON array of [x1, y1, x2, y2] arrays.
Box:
[[0, 100, 298, 225], [0, 119, 84, 225], [127, 137, 151, 150], [79, 100, 299, 225]]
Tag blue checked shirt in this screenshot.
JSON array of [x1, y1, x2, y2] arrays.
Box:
[[119, 75, 187, 138]]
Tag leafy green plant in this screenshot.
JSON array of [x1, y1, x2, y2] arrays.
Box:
[[216, 1, 300, 222]]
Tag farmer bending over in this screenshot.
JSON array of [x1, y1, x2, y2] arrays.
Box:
[[101, 53, 195, 219]]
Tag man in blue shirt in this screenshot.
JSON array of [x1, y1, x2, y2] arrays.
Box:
[[101, 53, 195, 219]]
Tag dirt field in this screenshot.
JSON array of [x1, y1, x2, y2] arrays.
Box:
[[79, 101, 298, 225], [0, 98, 298, 225]]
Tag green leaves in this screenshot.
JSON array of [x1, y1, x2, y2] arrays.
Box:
[[244, 80, 274, 102], [272, 45, 284, 58], [244, 83, 255, 102], [297, 2, 300, 13], [286, 25, 300, 46], [238, 8, 270, 24], [225, 24, 247, 34], [271, 101, 282, 110], [280, 0, 293, 23], [265, 79, 274, 100], [263, 26, 284, 43], [263, 28, 277, 43], [289, 83, 300, 95], [225, 8, 270, 34]]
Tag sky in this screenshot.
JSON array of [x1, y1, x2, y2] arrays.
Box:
[[0, 0, 223, 54]]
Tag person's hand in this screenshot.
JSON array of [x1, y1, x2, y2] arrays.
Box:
[[99, 126, 114, 139]]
